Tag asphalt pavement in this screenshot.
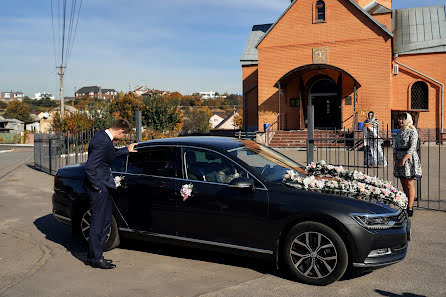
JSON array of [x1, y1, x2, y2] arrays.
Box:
[[0, 148, 445, 297]]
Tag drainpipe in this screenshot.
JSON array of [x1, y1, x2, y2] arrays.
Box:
[[394, 55, 445, 133], [278, 82, 281, 130]]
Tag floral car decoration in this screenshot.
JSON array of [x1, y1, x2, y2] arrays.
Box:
[[114, 175, 124, 188], [180, 183, 193, 201], [283, 160, 408, 210]]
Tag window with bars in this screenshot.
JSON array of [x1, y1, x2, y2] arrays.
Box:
[[411, 81, 428, 110], [315, 0, 325, 22]]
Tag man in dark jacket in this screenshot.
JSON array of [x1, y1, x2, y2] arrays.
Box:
[[84, 119, 137, 269]]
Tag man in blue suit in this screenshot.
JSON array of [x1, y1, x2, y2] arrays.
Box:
[[84, 119, 137, 269]]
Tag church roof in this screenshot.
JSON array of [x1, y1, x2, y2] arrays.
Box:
[[240, 0, 393, 66], [393, 5, 446, 55], [363, 1, 392, 15], [240, 24, 272, 66]]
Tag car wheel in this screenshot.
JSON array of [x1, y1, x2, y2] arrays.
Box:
[[283, 222, 348, 286], [78, 208, 120, 251]]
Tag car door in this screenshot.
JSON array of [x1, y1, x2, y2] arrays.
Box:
[[112, 146, 178, 235], [176, 147, 271, 251]]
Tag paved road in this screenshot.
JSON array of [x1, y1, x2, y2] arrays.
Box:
[[0, 148, 445, 296]]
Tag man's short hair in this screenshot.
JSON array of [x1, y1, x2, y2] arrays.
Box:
[[111, 119, 131, 133]]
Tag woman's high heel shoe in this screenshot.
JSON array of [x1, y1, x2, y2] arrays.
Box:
[[407, 208, 414, 217]]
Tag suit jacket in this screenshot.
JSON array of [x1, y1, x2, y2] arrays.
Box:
[[84, 130, 129, 192]]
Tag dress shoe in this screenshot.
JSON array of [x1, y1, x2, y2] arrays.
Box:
[[104, 258, 113, 264], [90, 258, 116, 269]]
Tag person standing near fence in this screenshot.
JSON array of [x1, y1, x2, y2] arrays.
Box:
[[84, 119, 137, 269], [363, 111, 387, 167], [393, 113, 422, 217]]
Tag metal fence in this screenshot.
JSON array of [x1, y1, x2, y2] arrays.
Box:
[[34, 130, 137, 175], [34, 127, 445, 212], [309, 128, 445, 212]]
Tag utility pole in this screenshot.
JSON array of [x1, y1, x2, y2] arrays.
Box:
[[58, 65, 66, 118]]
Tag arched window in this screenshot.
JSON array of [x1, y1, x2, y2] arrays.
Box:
[[411, 81, 428, 110], [315, 0, 326, 22]]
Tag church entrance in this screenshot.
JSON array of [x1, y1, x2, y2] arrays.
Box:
[[308, 77, 341, 129]]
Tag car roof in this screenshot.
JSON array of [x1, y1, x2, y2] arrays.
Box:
[[137, 136, 247, 152]]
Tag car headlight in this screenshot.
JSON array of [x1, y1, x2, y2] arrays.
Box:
[[350, 212, 400, 230]]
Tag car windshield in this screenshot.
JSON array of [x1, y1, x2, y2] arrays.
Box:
[[228, 141, 306, 182]]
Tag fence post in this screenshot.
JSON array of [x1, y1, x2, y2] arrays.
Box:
[[135, 111, 142, 142], [307, 105, 314, 164], [48, 133, 52, 175], [75, 131, 79, 164], [66, 131, 70, 165]]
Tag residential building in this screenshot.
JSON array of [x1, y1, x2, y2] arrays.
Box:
[[209, 112, 226, 128], [1, 91, 24, 102], [75, 86, 117, 100], [241, 0, 446, 140], [0, 116, 24, 133], [214, 111, 240, 130], [34, 92, 56, 100]]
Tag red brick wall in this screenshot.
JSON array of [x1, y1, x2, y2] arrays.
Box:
[[256, 0, 392, 130], [373, 13, 392, 32], [393, 53, 446, 130], [242, 66, 260, 130], [355, 0, 392, 9]]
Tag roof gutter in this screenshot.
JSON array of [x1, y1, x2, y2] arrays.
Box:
[[394, 55, 445, 133]]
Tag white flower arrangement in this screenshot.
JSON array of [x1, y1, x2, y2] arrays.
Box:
[[114, 175, 124, 188], [283, 161, 408, 210], [180, 183, 193, 201]]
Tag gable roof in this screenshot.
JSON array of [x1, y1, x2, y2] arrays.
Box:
[[254, 0, 393, 49], [240, 24, 272, 66], [364, 1, 392, 15], [393, 5, 446, 55]]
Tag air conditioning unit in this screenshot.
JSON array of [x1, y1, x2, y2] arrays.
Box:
[[393, 64, 399, 75]]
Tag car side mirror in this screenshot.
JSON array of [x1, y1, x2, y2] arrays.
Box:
[[228, 177, 255, 190]]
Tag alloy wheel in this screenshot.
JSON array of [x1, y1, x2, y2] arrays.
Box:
[[289, 231, 338, 279], [80, 209, 111, 243]]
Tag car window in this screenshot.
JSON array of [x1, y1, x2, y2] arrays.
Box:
[[127, 147, 175, 177], [183, 148, 246, 184], [111, 154, 127, 173]]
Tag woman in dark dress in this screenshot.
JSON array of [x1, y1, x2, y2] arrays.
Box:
[[393, 113, 422, 217]]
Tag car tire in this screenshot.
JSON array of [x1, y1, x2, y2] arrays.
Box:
[[283, 221, 348, 286], [77, 208, 120, 251]]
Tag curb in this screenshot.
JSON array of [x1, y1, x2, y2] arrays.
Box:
[[0, 149, 14, 154]]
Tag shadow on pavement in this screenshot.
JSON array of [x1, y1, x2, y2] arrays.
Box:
[[33, 213, 366, 283], [34, 214, 89, 265], [375, 289, 426, 297]]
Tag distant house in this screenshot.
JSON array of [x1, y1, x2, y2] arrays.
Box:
[[0, 116, 24, 133], [199, 91, 226, 100], [142, 89, 170, 98], [133, 86, 151, 96], [75, 86, 117, 100], [1, 91, 24, 102], [209, 112, 226, 128], [39, 105, 78, 133], [34, 92, 55, 100], [214, 111, 240, 130]]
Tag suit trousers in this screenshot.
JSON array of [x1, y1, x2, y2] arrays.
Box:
[[87, 187, 112, 261]]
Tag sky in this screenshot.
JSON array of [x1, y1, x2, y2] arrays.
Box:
[[0, 0, 445, 98]]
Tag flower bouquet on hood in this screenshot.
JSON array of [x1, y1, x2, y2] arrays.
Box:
[[283, 161, 408, 210]]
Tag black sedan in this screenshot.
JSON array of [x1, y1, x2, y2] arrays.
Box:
[[52, 136, 409, 285]]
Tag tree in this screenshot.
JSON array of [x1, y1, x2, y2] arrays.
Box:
[[88, 103, 115, 131], [142, 96, 183, 132], [181, 106, 212, 135], [109, 92, 146, 126], [234, 109, 243, 129], [0, 101, 7, 110], [5, 101, 31, 122], [51, 111, 93, 133]]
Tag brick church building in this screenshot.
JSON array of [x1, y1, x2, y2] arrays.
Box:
[[241, 0, 446, 140]]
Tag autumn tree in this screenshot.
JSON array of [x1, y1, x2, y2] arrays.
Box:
[[181, 106, 212, 135], [109, 92, 146, 126], [142, 96, 183, 132], [51, 111, 93, 133], [5, 101, 31, 122]]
